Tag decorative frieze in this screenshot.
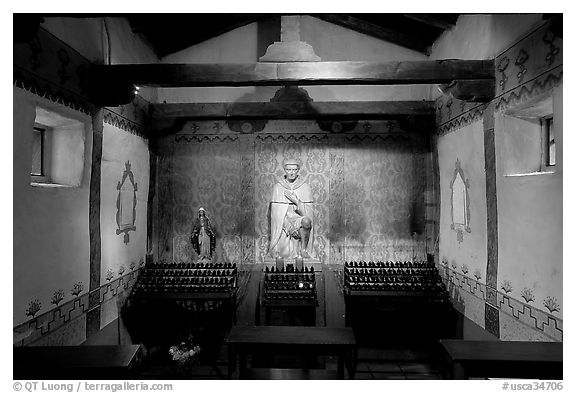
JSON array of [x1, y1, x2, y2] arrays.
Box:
[[494, 67, 562, 113], [14, 268, 142, 347], [440, 265, 562, 342], [495, 22, 562, 97]]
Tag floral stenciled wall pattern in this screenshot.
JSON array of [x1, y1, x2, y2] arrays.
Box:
[[501, 279, 561, 314], [25, 299, 42, 318]]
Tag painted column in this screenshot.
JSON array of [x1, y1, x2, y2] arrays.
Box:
[[87, 109, 103, 338], [483, 103, 500, 338]]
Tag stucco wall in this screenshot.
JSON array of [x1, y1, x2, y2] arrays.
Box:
[[41, 17, 158, 64], [41, 17, 158, 103], [495, 86, 563, 317], [100, 124, 149, 291], [437, 121, 488, 282], [14, 17, 154, 342], [13, 87, 93, 326], [433, 16, 563, 340], [431, 14, 543, 60], [429, 14, 544, 99]]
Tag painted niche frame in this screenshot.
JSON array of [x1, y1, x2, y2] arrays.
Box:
[[450, 159, 471, 243], [116, 161, 138, 244]]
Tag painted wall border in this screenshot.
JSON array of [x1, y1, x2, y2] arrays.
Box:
[[436, 104, 486, 137], [439, 265, 562, 342], [103, 108, 148, 139], [494, 66, 562, 113], [14, 268, 143, 347]]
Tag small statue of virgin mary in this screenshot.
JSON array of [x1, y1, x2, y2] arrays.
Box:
[[190, 207, 216, 261]]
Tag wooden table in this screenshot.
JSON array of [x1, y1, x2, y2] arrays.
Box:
[[440, 340, 563, 379], [226, 326, 357, 379], [13, 345, 143, 379]]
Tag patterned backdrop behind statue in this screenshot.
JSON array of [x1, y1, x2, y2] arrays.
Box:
[[161, 122, 427, 265]]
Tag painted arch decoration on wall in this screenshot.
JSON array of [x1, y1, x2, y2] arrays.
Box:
[[116, 161, 138, 244], [450, 159, 471, 243]]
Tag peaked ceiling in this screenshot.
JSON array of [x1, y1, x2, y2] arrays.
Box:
[[127, 14, 460, 58]]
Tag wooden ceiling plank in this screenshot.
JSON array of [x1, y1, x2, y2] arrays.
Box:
[[94, 60, 493, 88]]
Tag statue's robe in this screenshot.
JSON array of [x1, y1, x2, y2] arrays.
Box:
[[191, 216, 215, 260], [269, 176, 315, 259]]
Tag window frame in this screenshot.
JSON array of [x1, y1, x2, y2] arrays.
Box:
[[541, 115, 555, 170], [30, 123, 52, 184]]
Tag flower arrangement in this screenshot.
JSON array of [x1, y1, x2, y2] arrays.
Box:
[[118, 265, 126, 276], [461, 264, 469, 275], [169, 335, 201, 365], [106, 268, 115, 282]]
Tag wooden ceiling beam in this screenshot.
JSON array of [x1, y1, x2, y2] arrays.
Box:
[[149, 100, 435, 120], [439, 79, 495, 102], [403, 14, 457, 31], [93, 59, 494, 88], [314, 14, 429, 53]]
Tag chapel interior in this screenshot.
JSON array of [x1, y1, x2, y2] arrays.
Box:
[[13, 13, 563, 380]]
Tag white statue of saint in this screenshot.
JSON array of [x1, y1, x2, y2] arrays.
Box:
[[269, 158, 315, 259]]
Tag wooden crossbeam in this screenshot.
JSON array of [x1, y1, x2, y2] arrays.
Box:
[[93, 60, 494, 88], [439, 79, 495, 102], [150, 101, 435, 120], [403, 14, 458, 30]]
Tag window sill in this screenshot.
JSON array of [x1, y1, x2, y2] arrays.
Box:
[[504, 171, 555, 178], [30, 182, 74, 188]]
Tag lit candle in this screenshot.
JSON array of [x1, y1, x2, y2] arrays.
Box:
[[276, 256, 284, 270], [295, 256, 303, 271]]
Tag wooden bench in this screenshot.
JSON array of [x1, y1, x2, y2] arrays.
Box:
[[440, 340, 562, 380], [226, 326, 357, 379], [14, 345, 143, 379]]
